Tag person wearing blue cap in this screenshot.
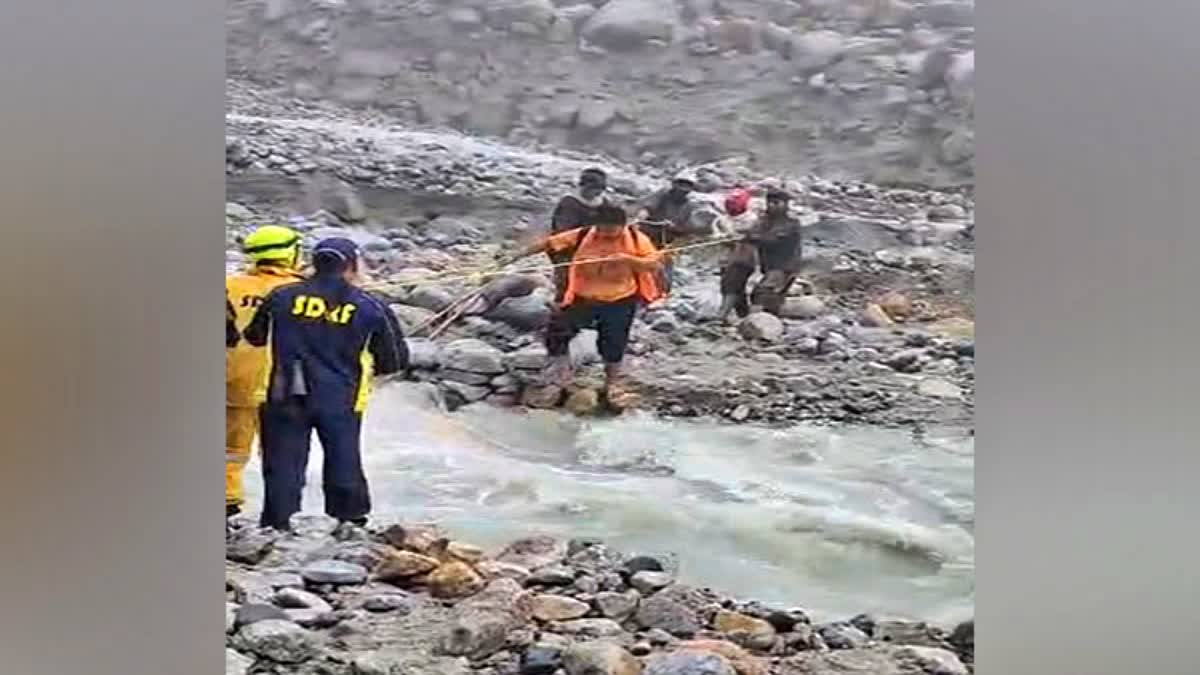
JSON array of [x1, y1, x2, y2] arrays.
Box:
[[243, 237, 409, 531]]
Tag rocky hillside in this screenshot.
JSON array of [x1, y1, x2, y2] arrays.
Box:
[[227, 0, 974, 188]]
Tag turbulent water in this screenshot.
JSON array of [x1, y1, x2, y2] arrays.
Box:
[[243, 383, 974, 625]]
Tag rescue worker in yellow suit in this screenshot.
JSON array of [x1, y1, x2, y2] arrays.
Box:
[[225, 225, 306, 518]]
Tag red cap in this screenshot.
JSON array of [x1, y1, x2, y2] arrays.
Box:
[[724, 188, 751, 216]]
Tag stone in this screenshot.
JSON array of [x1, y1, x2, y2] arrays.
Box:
[[522, 384, 564, 409], [441, 338, 506, 374], [405, 286, 456, 313], [274, 588, 332, 613], [234, 603, 290, 629], [489, 294, 553, 331], [300, 557, 364, 583], [929, 204, 967, 222], [582, 0, 679, 51], [940, 128, 974, 166], [447, 541, 485, 564], [440, 611, 513, 660], [551, 618, 626, 638], [381, 522, 448, 554], [816, 622, 870, 649], [238, 619, 319, 664], [374, 550, 441, 582], [226, 527, 277, 564], [738, 313, 784, 343], [577, 100, 618, 132], [226, 202, 254, 221], [477, 560, 533, 584], [778, 649, 908, 674], [917, 377, 963, 400], [779, 296, 825, 320], [563, 642, 641, 675], [713, 18, 758, 53], [439, 368, 494, 386], [354, 650, 471, 675], [565, 387, 602, 416], [447, 7, 484, 30], [498, 536, 567, 570], [896, 646, 969, 675], [713, 610, 775, 640], [226, 602, 237, 634], [527, 564, 576, 586], [630, 571, 673, 594], [532, 594, 591, 621], [623, 554, 666, 576], [878, 291, 913, 320], [442, 381, 492, 405], [644, 651, 736, 675], [284, 608, 330, 628], [429, 561, 487, 599], [916, 1, 975, 28], [595, 590, 640, 621], [226, 648, 254, 675], [945, 50, 975, 102], [391, 303, 437, 333], [636, 595, 702, 637], [405, 338, 442, 370], [861, 303, 896, 328], [789, 31, 846, 71], [485, 0, 556, 30], [676, 641, 766, 675], [505, 346, 550, 371], [363, 594, 413, 613], [522, 646, 563, 675]]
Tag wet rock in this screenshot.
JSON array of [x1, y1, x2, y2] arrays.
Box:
[[441, 338, 506, 374], [532, 594, 591, 621], [429, 561, 487, 599], [521, 646, 563, 675], [582, 0, 679, 51], [274, 588, 332, 613], [630, 570, 673, 594], [565, 387, 603, 416], [302, 559, 368, 586], [528, 565, 576, 586], [644, 650, 736, 675], [623, 555, 666, 576], [374, 550, 441, 582], [563, 642, 641, 675], [595, 590, 640, 621], [489, 294, 553, 331], [551, 618, 626, 638], [816, 622, 870, 650], [226, 527, 278, 564], [237, 619, 319, 664], [896, 646, 969, 675], [226, 648, 253, 675], [738, 313, 784, 343], [676, 641, 766, 675], [636, 595, 702, 637], [780, 296, 826, 320], [235, 603, 290, 630], [381, 522, 448, 554]]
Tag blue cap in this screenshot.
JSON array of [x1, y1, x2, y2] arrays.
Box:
[[312, 237, 360, 264]]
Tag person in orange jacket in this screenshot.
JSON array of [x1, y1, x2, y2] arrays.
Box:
[[503, 204, 662, 406], [225, 225, 306, 518]]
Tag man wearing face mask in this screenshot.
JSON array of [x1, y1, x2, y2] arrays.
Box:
[[744, 187, 804, 316], [547, 168, 612, 302], [634, 170, 699, 294]]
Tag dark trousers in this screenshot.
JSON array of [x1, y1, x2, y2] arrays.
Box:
[[258, 399, 369, 530], [545, 297, 638, 364]]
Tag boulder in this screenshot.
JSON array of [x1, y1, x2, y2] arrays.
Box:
[[225, 648, 253, 675], [779, 296, 826, 320], [582, 0, 679, 51], [374, 550, 441, 582], [644, 651, 736, 675], [896, 646, 969, 675], [488, 293, 553, 331], [630, 571, 673, 594], [237, 619, 319, 664], [738, 313, 784, 343], [301, 560, 367, 586], [273, 588, 332, 613], [789, 31, 846, 71], [595, 590, 640, 621], [391, 303, 437, 333], [404, 338, 442, 370], [565, 387, 603, 416], [636, 595, 702, 637], [429, 561, 487, 599], [532, 594, 592, 621], [563, 642, 641, 675], [440, 338, 505, 374], [676, 641, 766, 675]]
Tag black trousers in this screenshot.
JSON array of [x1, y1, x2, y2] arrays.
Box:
[[545, 297, 639, 364], [720, 262, 755, 318], [258, 399, 369, 530]]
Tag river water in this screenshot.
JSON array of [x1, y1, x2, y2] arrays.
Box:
[[242, 383, 974, 625]]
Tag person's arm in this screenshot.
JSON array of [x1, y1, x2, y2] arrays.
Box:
[[366, 296, 409, 377], [226, 298, 240, 348], [500, 229, 582, 266], [243, 291, 274, 347]]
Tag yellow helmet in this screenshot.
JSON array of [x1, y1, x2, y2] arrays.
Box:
[[242, 225, 301, 266]]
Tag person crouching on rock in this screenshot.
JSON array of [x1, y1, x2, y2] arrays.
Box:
[[243, 237, 409, 532], [502, 204, 663, 407]]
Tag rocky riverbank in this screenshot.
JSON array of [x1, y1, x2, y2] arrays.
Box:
[[226, 0, 974, 187], [226, 516, 974, 675]]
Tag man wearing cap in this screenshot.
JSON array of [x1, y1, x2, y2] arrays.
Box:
[[547, 167, 614, 303], [243, 237, 409, 531], [635, 170, 702, 294], [744, 187, 804, 316], [225, 225, 307, 518]]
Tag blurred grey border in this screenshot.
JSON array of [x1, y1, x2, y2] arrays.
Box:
[[0, 1, 223, 674], [0, 0, 1198, 673], [981, 0, 1200, 673]]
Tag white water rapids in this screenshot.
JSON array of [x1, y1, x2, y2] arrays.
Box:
[[242, 382, 974, 625]]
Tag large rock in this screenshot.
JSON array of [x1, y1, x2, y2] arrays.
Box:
[[429, 561, 487, 599], [301, 559, 368, 586], [676, 641, 766, 675], [274, 588, 332, 613], [405, 286, 456, 313], [488, 294, 553, 331], [225, 648, 254, 675], [237, 619, 319, 664], [404, 338, 442, 370], [582, 0, 679, 51], [738, 313, 784, 343], [391, 303, 437, 332], [563, 642, 641, 675], [789, 31, 847, 71], [895, 646, 968, 675], [779, 296, 826, 320], [532, 594, 591, 621], [440, 338, 505, 374], [712, 610, 775, 641], [636, 595, 702, 637], [354, 650, 471, 675], [374, 550, 441, 582], [595, 590, 640, 621], [551, 618, 626, 638], [777, 649, 909, 674], [644, 651, 736, 675]]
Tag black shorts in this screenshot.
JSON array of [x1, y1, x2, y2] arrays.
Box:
[[545, 296, 639, 364]]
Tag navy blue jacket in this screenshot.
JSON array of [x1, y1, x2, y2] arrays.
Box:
[[244, 275, 408, 412]]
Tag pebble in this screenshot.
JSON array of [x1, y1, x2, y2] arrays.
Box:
[[301, 560, 368, 586], [274, 588, 332, 613], [363, 594, 413, 614]]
